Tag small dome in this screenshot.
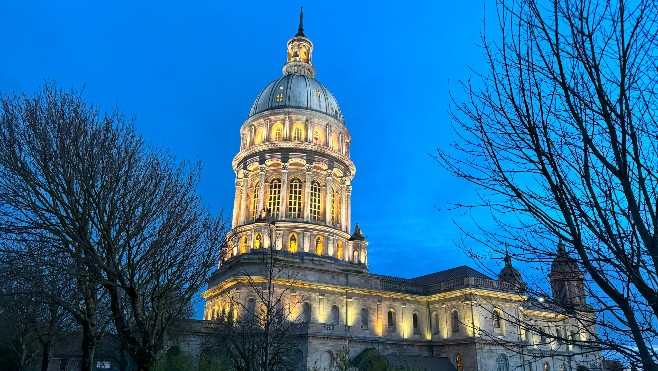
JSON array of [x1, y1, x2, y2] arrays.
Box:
[[551, 242, 580, 274], [248, 74, 344, 123], [498, 254, 525, 289]]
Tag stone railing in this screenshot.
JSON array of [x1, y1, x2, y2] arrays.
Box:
[[379, 276, 521, 296]]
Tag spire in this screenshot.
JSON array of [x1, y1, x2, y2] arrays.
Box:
[[283, 8, 315, 77], [349, 224, 365, 241], [296, 7, 305, 37]]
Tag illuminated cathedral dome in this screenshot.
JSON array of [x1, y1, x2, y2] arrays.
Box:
[[247, 75, 344, 123]]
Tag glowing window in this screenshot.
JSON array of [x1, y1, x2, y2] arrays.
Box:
[[315, 236, 324, 255], [456, 354, 463, 371], [336, 241, 344, 260], [331, 133, 339, 150], [253, 233, 262, 249], [451, 310, 460, 333], [288, 233, 298, 253], [254, 127, 264, 145], [412, 313, 419, 334], [275, 93, 283, 103], [288, 179, 303, 218], [239, 236, 247, 254], [251, 181, 259, 220], [497, 355, 509, 371], [271, 123, 283, 141], [310, 181, 322, 221], [387, 309, 396, 329], [268, 179, 281, 216], [292, 123, 304, 141]]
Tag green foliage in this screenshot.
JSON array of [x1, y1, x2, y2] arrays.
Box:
[[152, 346, 193, 371]]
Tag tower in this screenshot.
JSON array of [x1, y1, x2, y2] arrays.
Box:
[[549, 241, 586, 308], [221, 8, 366, 267]]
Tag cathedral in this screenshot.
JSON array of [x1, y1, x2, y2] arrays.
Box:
[[202, 11, 603, 371]]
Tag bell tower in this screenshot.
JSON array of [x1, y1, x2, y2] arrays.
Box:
[[549, 241, 587, 308], [283, 8, 315, 78]]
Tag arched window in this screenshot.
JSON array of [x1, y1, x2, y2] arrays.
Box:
[[288, 179, 303, 218], [496, 354, 509, 371], [302, 302, 312, 322], [330, 305, 339, 324], [455, 354, 463, 371], [432, 312, 440, 334], [332, 188, 341, 225], [360, 308, 368, 328], [353, 250, 359, 263], [387, 309, 396, 329], [288, 233, 298, 253], [251, 181, 259, 220], [267, 179, 281, 215], [271, 123, 283, 141], [451, 310, 460, 333], [254, 127, 264, 145], [239, 236, 248, 254], [331, 133, 339, 150], [315, 236, 324, 255], [253, 233, 262, 249], [412, 313, 420, 335], [493, 309, 503, 330], [310, 181, 322, 221], [313, 128, 323, 144], [292, 123, 304, 141], [336, 241, 344, 260]]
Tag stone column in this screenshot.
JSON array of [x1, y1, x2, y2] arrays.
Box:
[[340, 179, 347, 231], [305, 119, 312, 142], [346, 184, 352, 234], [257, 165, 266, 215], [231, 175, 241, 228], [284, 115, 291, 140], [325, 170, 333, 225], [279, 163, 289, 219], [264, 119, 271, 142], [239, 169, 249, 225], [304, 164, 312, 221]]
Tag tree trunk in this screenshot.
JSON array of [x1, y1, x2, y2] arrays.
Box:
[[40, 342, 51, 371], [81, 326, 96, 371]]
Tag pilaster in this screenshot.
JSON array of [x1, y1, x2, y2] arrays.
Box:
[[279, 163, 289, 219], [304, 164, 312, 221], [239, 169, 249, 225]]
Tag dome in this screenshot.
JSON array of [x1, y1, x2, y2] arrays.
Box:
[[248, 74, 344, 123], [498, 254, 525, 290]]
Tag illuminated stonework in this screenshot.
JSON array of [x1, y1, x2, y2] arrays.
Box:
[[203, 12, 603, 371]]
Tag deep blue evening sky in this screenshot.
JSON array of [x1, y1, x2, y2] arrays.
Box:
[[1, 1, 502, 316]]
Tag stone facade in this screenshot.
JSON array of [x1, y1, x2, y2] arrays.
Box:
[[203, 11, 603, 371]]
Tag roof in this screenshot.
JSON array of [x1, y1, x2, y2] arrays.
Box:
[[409, 265, 491, 286], [248, 74, 344, 122]]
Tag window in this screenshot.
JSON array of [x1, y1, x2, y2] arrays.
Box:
[[246, 298, 256, 319], [292, 123, 304, 141], [331, 133, 339, 150], [254, 127, 264, 145], [432, 312, 440, 334], [251, 181, 259, 220], [543, 362, 550, 371], [302, 302, 312, 322], [455, 354, 463, 371], [493, 309, 503, 330], [275, 93, 283, 103], [315, 236, 324, 255], [239, 236, 248, 254], [313, 128, 322, 144], [310, 181, 322, 221], [330, 305, 339, 324], [288, 179, 302, 218], [253, 233, 262, 249], [271, 123, 283, 141], [288, 233, 298, 253], [496, 354, 509, 371], [332, 189, 341, 225], [267, 179, 281, 215], [336, 241, 344, 260], [387, 309, 396, 329], [451, 310, 460, 333], [556, 328, 563, 345], [360, 308, 368, 328], [412, 313, 419, 335]]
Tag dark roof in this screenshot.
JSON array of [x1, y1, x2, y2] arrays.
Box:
[[409, 265, 491, 285], [386, 355, 457, 371]]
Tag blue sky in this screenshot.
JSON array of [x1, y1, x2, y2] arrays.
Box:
[[1, 1, 507, 316]]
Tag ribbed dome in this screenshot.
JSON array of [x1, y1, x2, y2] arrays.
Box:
[[248, 74, 344, 123]]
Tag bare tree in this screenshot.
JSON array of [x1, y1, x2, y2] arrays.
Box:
[[0, 83, 226, 370], [210, 219, 305, 371], [437, 0, 658, 369]]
